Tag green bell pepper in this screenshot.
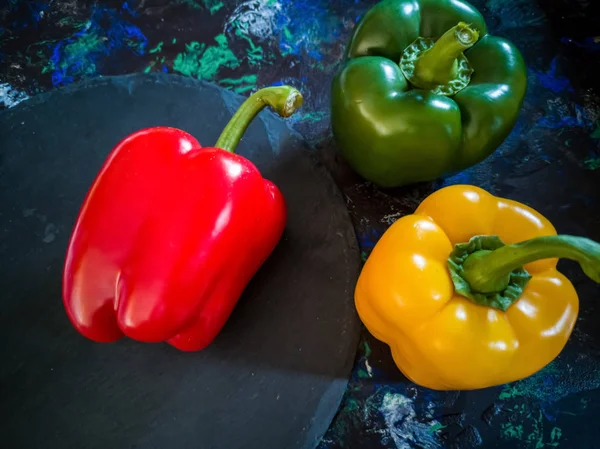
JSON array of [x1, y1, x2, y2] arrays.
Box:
[[331, 0, 527, 188]]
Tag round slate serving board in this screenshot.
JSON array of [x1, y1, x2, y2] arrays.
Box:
[[0, 73, 362, 449]]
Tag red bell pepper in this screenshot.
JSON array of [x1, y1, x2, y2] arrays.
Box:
[[63, 86, 303, 351]]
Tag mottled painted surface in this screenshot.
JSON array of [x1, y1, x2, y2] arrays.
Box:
[[2, 0, 600, 448], [0, 0, 362, 140]]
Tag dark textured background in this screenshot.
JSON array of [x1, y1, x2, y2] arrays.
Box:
[[1, 0, 600, 447]]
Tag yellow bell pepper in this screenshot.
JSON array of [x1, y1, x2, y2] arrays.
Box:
[[355, 184, 600, 390]]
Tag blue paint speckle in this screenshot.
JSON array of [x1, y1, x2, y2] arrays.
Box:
[[121, 1, 139, 17], [274, 0, 339, 60], [537, 104, 593, 129], [538, 115, 580, 128], [531, 57, 573, 94], [28, 2, 50, 23], [357, 228, 382, 252], [561, 36, 600, 53], [12, 20, 28, 29], [9, 1, 50, 29], [49, 6, 147, 86], [541, 405, 558, 422], [270, 81, 285, 86], [439, 170, 472, 187], [308, 50, 323, 60]]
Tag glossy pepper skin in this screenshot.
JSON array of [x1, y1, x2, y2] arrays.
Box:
[[355, 185, 600, 390], [63, 86, 303, 352], [331, 0, 527, 188]]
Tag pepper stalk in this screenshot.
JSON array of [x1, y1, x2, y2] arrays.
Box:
[[449, 234, 600, 311], [215, 86, 303, 153], [400, 22, 480, 96]]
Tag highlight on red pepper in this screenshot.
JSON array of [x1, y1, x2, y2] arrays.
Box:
[[63, 85, 303, 351], [354, 185, 600, 390]]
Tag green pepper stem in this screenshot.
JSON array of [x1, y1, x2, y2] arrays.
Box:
[[215, 86, 303, 153], [412, 22, 479, 88], [461, 235, 600, 294]]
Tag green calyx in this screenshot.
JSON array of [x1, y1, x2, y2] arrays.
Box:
[[215, 86, 303, 153], [400, 22, 480, 96], [449, 234, 600, 311], [448, 236, 530, 311]]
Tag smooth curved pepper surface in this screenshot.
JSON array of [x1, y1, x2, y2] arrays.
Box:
[[331, 0, 527, 188], [355, 185, 583, 390], [63, 86, 302, 352]]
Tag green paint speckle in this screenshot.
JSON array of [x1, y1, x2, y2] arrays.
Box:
[[584, 157, 600, 170], [295, 110, 327, 123], [172, 38, 177, 44], [429, 422, 446, 434], [529, 411, 545, 449], [177, 0, 201, 9], [497, 359, 600, 402], [23, 40, 58, 73], [219, 75, 256, 85], [501, 407, 562, 448], [235, 29, 264, 66], [278, 26, 295, 56], [591, 122, 600, 139], [203, 0, 224, 14], [361, 251, 368, 262], [495, 358, 599, 447], [219, 75, 257, 94], [149, 42, 163, 54], [173, 35, 239, 81], [178, 0, 222, 13], [356, 369, 370, 379], [363, 341, 372, 358], [56, 16, 88, 29], [44, 30, 104, 78], [502, 423, 524, 440], [329, 396, 365, 442], [232, 85, 253, 93], [227, 23, 270, 67], [247, 47, 264, 66]]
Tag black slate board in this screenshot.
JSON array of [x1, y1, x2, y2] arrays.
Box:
[[0, 73, 362, 449]]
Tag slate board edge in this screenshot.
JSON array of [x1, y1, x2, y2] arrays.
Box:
[[0, 72, 364, 449]]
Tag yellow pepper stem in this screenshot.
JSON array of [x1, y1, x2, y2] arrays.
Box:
[[448, 235, 600, 311], [462, 235, 600, 293]]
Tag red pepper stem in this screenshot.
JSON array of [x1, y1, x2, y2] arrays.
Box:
[[461, 235, 600, 294], [215, 86, 303, 153]]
